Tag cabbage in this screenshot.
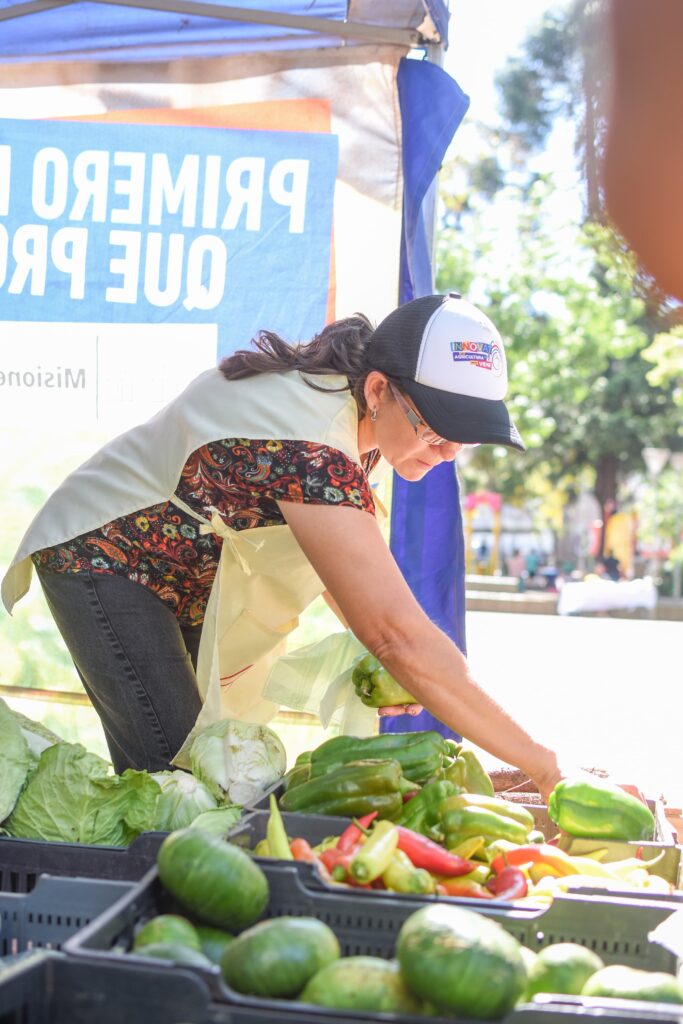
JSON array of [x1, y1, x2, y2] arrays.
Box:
[[189, 719, 286, 805], [0, 699, 32, 822], [6, 742, 160, 846], [189, 805, 243, 838], [151, 770, 218, 831]]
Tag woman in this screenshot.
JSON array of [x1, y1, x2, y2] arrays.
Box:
[[2, 293, 562, 800]]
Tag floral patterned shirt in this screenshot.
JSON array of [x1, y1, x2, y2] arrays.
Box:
[[33, 439, 381, 627]]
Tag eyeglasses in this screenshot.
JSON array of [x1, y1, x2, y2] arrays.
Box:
[[388, 383, 480, 450]]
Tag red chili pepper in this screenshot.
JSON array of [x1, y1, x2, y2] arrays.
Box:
[[402, 791, 420, 803], [395, 826, 473, 876], [320, 846, 357, 875], [336, 812, 378, 853], [489, 844, 576, 877], [486, 866, 528, 901], [438, 877, 494, 899], [289, 838, 317, 862]]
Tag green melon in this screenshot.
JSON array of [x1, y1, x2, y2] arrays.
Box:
[[301, 957, 421, 1015], [220, 916, 340, 998], [132, 941, 214, 968], [397, 904, 526, 1020], [132, 914, 200, 952], [583, 965, 683, 1004], [196, 925, 235, 965], [526, 943, 604, 997], [157, 827, 268, 930]]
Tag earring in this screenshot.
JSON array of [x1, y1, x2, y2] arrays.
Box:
[[370, 408, 377, 421]]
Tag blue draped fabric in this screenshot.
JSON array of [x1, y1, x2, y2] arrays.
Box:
[[382, 57, 470, 739]]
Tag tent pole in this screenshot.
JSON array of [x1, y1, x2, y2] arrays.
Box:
[[0, 0, 423, 47]]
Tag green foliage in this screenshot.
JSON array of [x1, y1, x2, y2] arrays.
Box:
[[436, 178, 681, 515], [642, 328, 683, 405]]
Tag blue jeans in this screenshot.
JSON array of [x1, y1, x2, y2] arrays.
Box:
[[36, 568, 203, 773]]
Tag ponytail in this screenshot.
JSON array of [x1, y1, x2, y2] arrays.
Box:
[[219, 314, 375, 413]]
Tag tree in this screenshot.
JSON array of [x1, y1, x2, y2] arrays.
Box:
[[436, 177, 681, 547], [436, 1, 682, 559]]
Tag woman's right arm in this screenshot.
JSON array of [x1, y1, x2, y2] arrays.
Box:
[[277, 500, 563, 802]]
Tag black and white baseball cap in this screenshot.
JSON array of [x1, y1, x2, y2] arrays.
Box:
[[367, 292, 524, 451]]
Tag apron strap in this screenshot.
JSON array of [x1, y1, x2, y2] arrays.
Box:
[[170, 494, 252, 575]]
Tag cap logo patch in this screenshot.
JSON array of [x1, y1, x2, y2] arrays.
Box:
[[450, 339, 504, 377]]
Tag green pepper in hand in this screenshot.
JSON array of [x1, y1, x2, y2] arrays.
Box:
[[351, 653, 416, 708]]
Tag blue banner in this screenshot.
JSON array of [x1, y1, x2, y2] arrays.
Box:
[[0, 117, 338, 357]]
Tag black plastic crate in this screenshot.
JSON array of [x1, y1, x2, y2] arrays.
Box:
[[245, 778, 285, 811], [4, 953, 682, 1024], [0, 875, 133, 957], [228, 809, 352, 851], [0, 832, 167, 894], [65, 861, 681, 986], [0, 951, 218, 1024]]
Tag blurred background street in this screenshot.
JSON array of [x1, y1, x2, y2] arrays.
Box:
[[465, 610, 682, 807]]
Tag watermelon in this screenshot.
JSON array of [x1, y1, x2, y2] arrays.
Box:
[[220, 916, 339, 998], [397, 904, 526, 1019], [583, 965, 683, 1004], [301, 957, 421, 1015], [157, 827, 268, 930]]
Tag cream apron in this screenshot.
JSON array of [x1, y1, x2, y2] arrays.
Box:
[[2, 368, 386, 766], [170, 499, 326, 767]]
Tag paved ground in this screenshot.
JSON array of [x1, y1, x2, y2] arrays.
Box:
[[464, 611, 683, 807]]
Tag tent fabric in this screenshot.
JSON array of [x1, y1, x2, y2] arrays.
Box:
[[397, 56, 469, 297], [382, 55, 469, 741], [0, 0, 448, 62]]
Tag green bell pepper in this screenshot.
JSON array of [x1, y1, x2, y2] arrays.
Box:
[[548, 777, 656, 841], [279, 758, 404, 819], [440, 797, 531, 847], [351, 653, 416, 708], [282, 761, 311, 792], [309, 730, 452, 784], [397, 779, 460, 836], [443, 792, 535, 831], [443, 749, 495, 796]]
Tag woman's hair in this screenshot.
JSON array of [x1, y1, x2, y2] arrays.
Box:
[[219, 314, 378, 414]]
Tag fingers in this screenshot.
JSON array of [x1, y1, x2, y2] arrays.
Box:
[[378, 704, 424, 717]]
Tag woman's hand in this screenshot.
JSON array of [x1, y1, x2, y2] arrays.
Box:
[[378, 703, 423, 717]]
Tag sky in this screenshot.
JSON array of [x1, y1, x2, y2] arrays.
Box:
[[444, 0, 559, 125], [441, 0, 579, 186], [436, 0, 583, 289]]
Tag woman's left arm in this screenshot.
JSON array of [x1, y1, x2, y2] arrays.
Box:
[[277, 499, 563, 801]]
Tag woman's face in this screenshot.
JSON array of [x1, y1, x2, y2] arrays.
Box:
[[364, 374, 464, 481]]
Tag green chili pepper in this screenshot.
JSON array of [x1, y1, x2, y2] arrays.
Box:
[[381, 849, 436, 894], [443, 749, 495, 796], [351, 653, 416, 708], [349, 820, 399, 883], [548, 777, 656, 841], [440, 799, 531, 846], [266, 793, 293, 859], [279, 759, 404, 819]]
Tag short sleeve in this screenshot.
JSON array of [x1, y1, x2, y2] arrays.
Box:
[[259, 440, 376, 515]]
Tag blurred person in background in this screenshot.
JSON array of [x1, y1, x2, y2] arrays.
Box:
[[602, 0, 683, 300]]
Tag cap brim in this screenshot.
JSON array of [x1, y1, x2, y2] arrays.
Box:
[[401, 379, 526, 452]]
